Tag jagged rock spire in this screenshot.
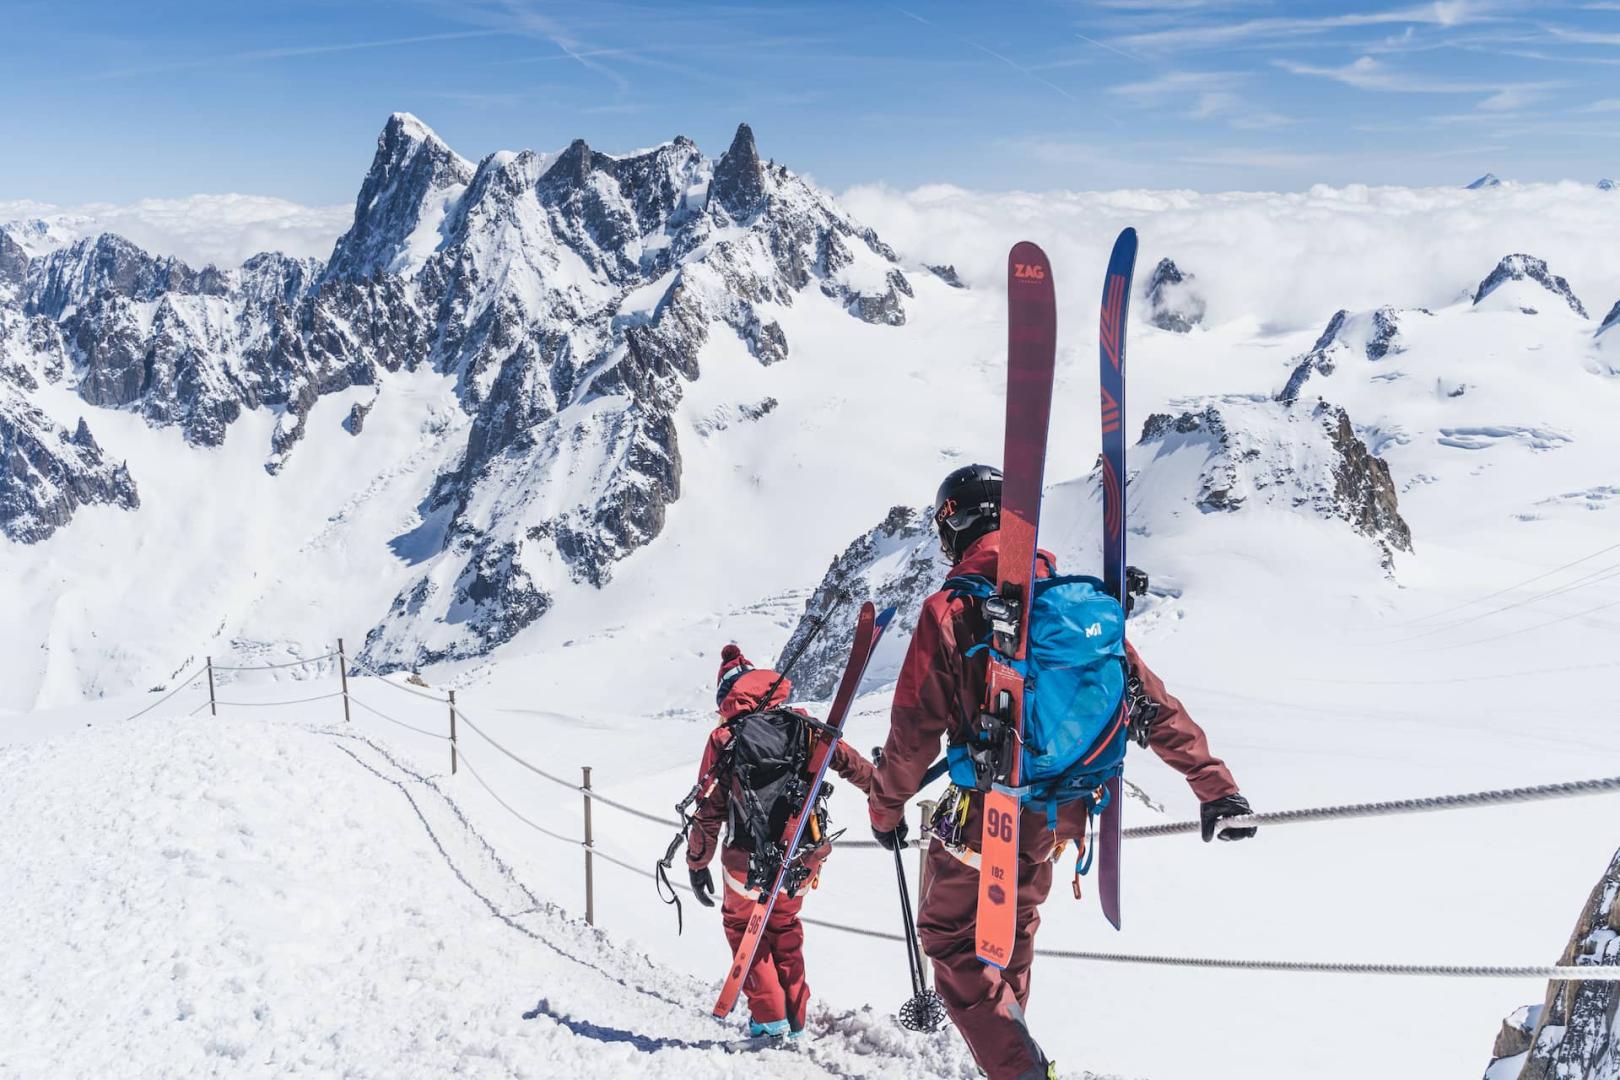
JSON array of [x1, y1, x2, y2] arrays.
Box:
[[325, 113, 474, 282], [709, 123, 766, 218]]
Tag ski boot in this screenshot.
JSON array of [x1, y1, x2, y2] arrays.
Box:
[[748, 1019, 792, 1039]]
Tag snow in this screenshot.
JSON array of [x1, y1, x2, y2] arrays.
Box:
[[0, 711, 979, 1079], [9, 172, 1620, 1079]]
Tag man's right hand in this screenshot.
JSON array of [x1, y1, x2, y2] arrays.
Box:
[[871, 819, 909, 851], [689, 866, 716, 906]]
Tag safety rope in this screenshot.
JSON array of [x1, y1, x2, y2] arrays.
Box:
[[347, 694, 450, 740], [346, 655, 452, 703], [581, 848, 1620, 981], [209, 652, 338, 672], [1124, 774, 1620, 840], [451, 704, 682, 827], [213, 692, 345, 708], [126, 643, 1620, 984], [122, 667, 207, 721], [454, 747, 586, 847]]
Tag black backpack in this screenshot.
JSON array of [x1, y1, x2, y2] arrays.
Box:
[[723, 707, 833, 894]]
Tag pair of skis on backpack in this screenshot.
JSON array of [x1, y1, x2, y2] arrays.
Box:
[[974, 229, 1138, 970], [710, 229, 1139, 1019]]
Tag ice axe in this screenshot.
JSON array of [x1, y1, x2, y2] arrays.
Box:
[[874, 747, 948, 1034]]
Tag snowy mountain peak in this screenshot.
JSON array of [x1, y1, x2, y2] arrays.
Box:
[[325, 113, 475, 281], [1598, 300, 1620, 337], [1467, 172, 1502, 190], [1278, 307, 1406, 404], [1145, 257, 1205, 333], [709, 122, 766, 218], [1598, 178, 1616, 191], [1473, 254, 1588, 318]]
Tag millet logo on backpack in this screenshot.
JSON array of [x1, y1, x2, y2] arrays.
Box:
[[1013, 262, 1046, 281]]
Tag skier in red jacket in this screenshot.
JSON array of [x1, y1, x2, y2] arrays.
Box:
[[867, 465, 1256, 1080], [686, 644, 874, 1038]]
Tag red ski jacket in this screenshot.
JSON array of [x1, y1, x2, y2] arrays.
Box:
[[868, 531, 1238, 850]]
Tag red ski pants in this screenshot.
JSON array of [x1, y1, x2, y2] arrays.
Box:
[[721, 886, 810, 1029], [918, 839, 1054, 1080]]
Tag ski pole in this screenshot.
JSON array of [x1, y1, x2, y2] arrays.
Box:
[[875, 746, 947, 1033], [891, 836, 947, 1032]]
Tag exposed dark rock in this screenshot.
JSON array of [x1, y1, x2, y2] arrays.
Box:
[[783, 505, 940, 699], [709, 123, 766, 219], [0, 229, 27, 288], [1485, 845, 1620, 1079], [1146, 258, 1206, 333], [1279, 309, 1350, 404], [325, 112, 475, 282], [342, 399, 373, 435], [1474, 255, 1588, 318], [1599, 179, 1615, 192], [927, 264, 966, 288], [1467, 172, 1501, 190], [1598, 301, 1620, 337], [1, 398, 138, 543], [1140, 396, 1411, 562], [1366, 307, 1401, 361]]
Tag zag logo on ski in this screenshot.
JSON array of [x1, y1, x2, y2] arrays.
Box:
[[1096, 227, 1139, 932], [973, 241, 1057, 970], [712, 602, 897, 1020]]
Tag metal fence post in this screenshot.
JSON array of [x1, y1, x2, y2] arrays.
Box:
[[448, 690, 457, 775], [582, 766, 595, 926], [337, 638, 351, 723], [916, 799, 935, 986], [206, 657, 217, 717]]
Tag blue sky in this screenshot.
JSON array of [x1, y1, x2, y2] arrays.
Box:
[[2, 0, 1617, 204]]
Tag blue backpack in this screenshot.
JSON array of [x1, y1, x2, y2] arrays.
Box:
[[943, 569, 1129, 846]]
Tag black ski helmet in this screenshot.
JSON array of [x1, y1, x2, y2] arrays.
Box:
[[933, 464, 1002, 560]]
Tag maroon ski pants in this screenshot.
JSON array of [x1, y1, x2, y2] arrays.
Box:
[[721, 886, 810, 1029], [918, 839, 1054, 1080]]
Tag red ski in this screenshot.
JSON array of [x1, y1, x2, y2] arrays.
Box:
[[713, 602, 896, 1019], [974, 242, 1057, 969]]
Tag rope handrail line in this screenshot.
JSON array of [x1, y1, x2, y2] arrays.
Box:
[[451, 705, 682, 827], [1029, 948, 1620, 981], [123, 667, 207, 721], [210, 652, 339, 672], [579, 844, 1620, 981], [213, 692, 345, 708], [1124, 774, 1620, 840], [348, 694, 450, 741], [455, 747, 585, 847], [346, 655, 452, 703]]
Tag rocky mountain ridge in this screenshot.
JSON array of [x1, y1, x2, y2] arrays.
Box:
[[0, 115, 917, 669]]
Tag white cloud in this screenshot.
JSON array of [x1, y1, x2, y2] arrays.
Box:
[[839, 179, 1620, 333], [1113, 0, 1492, 52], [0, 195, 352, 267], [1277, 55, 1560, 107]]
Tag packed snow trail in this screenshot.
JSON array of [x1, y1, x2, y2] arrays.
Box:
[[0, 714, 993, 1080]]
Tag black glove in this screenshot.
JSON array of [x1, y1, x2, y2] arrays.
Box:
[[689, 866, 716, 907], [872, 819, 909, 851], [1201, 793, 1257, 843]]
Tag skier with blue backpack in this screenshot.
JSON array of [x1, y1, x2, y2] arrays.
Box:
[[868, 464, 1255, 1080]]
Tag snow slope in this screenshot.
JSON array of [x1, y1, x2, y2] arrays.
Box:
[[0, 710, 983, 1080], [7, 144, 1620, 1080]]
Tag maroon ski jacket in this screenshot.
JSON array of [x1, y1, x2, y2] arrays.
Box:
[[868, 531, 1238, 851], [686, 671, 874, 882]]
